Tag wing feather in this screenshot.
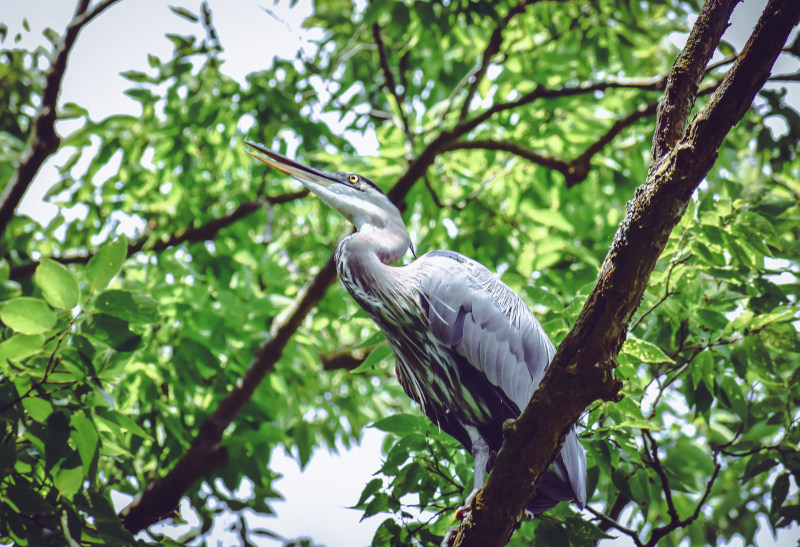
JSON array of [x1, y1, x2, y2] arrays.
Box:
[[419, 250, 586, 508], [420, 253, 548, 412]]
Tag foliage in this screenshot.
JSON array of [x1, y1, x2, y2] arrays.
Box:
[[1, 0, 798, 546]]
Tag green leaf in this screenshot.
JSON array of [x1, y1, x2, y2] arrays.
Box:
[[524, 285, 564, 310], [45, 411, 71, 470], [357, 477, 383, 507], [361, 492, 389, 520], [372, 414, 425, 435], [22, 397, 53, 422], [771, 473, 790, 514], [94, 290, 160, 324], [290, 421, 314, 469], [54, 466, 84, 499], [35, 258, 80, 310], [621, 337, 674, 364], [0, 297, 57, 334], [351, 345, 393, 373], [169, 6, 200, 22], [82, 313, 142, 352], [748, 307, 796, 331], [696, 309, 728, 331], [743, 453, 777, 483], [0, 333, 45, 361], [85, 237, 128, 291], [355, 330, 386, 349], [96, 408, 152, 440], [70, 412, 99, 475]]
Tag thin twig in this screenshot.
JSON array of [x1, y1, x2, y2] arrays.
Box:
[[458, 0, 547, 122], [372, 23, 414, 149], [585, 505, 644, 547], [9, 190, 308, 280]]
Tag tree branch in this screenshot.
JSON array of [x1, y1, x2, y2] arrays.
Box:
[[320, 348, 370, 371], [372, 23, 413, 148], [596, 493, 632, 533], [450, 0, 799, 545], [458, 0, 543, 122], [649, 0, 738, 169], [121, 252, 339, 532], [0, 0, 123, 238], [442, 100, 659, 186], [585, 504, 643, 547], [645, 438, 723, 546], [8, 190, 308, 280]]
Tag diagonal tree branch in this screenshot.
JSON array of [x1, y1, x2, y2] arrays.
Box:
[[0, 0, 123, 239], [649, 0, 737, 169], [121, 251, 339, 532], [8, 190, 308, 280], [117, 0, 798, 533], [450, 0, 798, 545]]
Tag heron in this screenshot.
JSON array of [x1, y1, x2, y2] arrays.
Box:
[[245, 141, 587, 519]]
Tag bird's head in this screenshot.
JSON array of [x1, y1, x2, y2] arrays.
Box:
[[245, 140, 405, 235]]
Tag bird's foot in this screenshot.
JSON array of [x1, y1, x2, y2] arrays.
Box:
[[455, 488, 479, 521]]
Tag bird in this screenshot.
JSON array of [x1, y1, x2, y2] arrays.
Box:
[[245, 140, 587, 519]]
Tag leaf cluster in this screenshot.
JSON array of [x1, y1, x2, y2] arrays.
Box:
[[1, 0, 799, 545]]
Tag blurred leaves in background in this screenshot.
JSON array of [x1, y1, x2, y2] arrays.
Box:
[[1, 0, 799, 545]]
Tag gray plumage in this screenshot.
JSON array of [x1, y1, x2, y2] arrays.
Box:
[[246, 141, 587, 516]]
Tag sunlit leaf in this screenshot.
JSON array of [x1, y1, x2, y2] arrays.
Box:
[[0, 297, 56, 334], [35, 258, 80, 309], [85, 237, 128, 291]]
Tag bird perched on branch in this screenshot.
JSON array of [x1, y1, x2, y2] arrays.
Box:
[[246, 141, 586, 519]]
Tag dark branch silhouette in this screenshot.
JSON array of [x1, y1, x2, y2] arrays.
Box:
[[0, 0, 123, 238]]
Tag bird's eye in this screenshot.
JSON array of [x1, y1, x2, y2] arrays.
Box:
[[348, 174, 359, 184]]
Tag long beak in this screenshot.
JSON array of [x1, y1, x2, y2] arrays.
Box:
[[245, 140, 338, 187]]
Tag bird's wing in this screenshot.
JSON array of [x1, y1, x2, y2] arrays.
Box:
[[420, 250, 586, 507], [420, 250, 554, 413]]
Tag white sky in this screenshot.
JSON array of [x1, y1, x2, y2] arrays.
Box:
[[2, 0, 799, 546]]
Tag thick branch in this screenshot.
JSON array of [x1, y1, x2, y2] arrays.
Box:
[[0, 0, 122, 238], [650, 0, 738, 168], [121, 253, 339, 532], [9, 190, 308, 280], [116, 0, 799, 532], [451, 0, 799, 545]]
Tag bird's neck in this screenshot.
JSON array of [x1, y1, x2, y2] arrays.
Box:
[[335, 223, 412, 306]]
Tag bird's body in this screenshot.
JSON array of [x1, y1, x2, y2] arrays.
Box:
[[246, 141, 586, 516]]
